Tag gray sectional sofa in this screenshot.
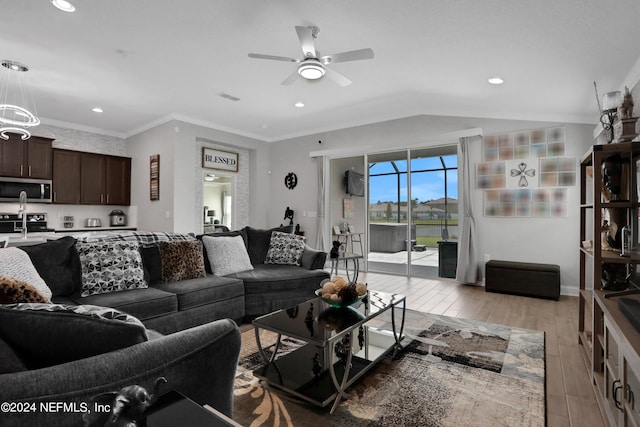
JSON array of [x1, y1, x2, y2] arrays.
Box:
[[0, 226, 329, 427], [21, 226, 329, 334]]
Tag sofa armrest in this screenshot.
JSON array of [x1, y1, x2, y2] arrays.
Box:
[[0, 318, 241, 427], [301, 245, 328, 270]]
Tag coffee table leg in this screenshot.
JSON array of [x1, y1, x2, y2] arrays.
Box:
[[391, 300, 406, 357], [254, 327, 282, 364], [328, 332, 354, 414]]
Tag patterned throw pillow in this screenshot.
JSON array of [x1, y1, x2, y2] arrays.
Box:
[[0, 303, 148, 368], [0, 275, 50, 304], [201, 235, 254, 276], [265, 231, 306, 266], [157, 240, 206, 282], [0, 247, 52, 300], [77, 241, 147, 297]]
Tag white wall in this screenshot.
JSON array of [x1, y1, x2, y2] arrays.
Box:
[[267, 114, 595, 295], [127, 119, 268, 233]]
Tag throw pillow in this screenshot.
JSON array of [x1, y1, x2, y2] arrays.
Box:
[[196, 230, 247, 274], [0, 303, 148, 368], [0, 275, 50, 303], [0, 247, 52, 301], [76, 241, 147, 297], [243, 225, 294, 265], [157, 240, 206, 282], [201, 235, 254, 276], [20, 236, 81, 297], [0, 337, 27, 374], [265, 231, 306, 266]]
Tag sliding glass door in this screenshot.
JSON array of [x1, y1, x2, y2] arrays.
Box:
[[367, 146, 458, 278]]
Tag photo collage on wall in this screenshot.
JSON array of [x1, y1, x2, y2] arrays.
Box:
[[477, 127, 575, 217]]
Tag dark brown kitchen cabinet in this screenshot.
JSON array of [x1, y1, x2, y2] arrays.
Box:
[[80, 153, 106, 205], [79, 153, 130, 205], [105, 155, 131, 205], [0, 133, 52, 179], [52, 149, 81, 204]]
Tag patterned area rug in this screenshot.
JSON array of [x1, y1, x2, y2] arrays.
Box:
[[233, 309, 545, 427]]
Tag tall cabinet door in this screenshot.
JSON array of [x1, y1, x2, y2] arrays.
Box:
[[80, 153, 106, 205], [0, 138, 26, 177], [105, 156, 131, 205], [26, 137, 53, 179], [52, 149, 81, 204]]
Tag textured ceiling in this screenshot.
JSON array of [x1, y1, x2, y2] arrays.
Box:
[[2, 0, 640, 142]]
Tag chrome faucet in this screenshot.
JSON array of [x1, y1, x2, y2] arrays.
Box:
[[17, 190, 27, 239]]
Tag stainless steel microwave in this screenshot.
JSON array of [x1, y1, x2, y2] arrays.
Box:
[[0, 177, 52, 203]]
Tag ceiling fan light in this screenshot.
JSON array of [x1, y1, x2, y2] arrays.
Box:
[[298, 60, 325, 80], [51, 0, 76, 12]]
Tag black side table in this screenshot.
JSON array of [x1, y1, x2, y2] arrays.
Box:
[[438, 240, 458, 279]]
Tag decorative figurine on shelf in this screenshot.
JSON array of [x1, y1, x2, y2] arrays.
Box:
[[294, 223, 304, 236], [330, 240, 342, 259], [283, 206, 294, 225], [83, 377, 167, 427], [602, 154, 623, 200], [621, 86, 634, 119]]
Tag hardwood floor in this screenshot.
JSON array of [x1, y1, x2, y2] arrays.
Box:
[[357, 271, 606, 427]]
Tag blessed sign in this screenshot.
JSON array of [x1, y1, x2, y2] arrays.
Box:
[[202, 147, 238, 172]]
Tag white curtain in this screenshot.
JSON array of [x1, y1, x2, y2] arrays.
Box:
[[456, 136, 481, 283], [315, 156, 325, 252]]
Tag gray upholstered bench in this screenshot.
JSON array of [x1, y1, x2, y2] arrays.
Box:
[[485, 260, 560, 300]]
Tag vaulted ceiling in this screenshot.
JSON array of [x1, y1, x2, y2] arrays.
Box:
[[3, 0, 640, 142]]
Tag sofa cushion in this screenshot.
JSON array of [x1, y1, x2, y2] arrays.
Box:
[[243, 225, 293, 265], [70, 287, 178, 321], [0, 275, 50, 303], [196, 230, 247, 274], [77, 240, 147, 296], [19, 236, 81, 297], [158, 240, 206, 282], [0, 303, 148, 368], [0, 247, 52, 300], [154, 275, 244, 310], [201, 235, 253, 277], [265, 231, 306, 266], [0, 337, 27, 374], [231, 263, 330, 294], [140, 245, 163, 284]]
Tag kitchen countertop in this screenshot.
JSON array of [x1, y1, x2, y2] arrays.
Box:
[[4, 228, 137, 246]]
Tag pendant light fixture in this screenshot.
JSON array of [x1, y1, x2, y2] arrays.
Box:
[[0, 59, 40, 140]]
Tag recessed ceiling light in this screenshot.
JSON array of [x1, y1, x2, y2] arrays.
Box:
[[50, 0, 76, 12], [92, 107, 103, 113], [294, 102, 305, 108], [488, 77, 504, 85]]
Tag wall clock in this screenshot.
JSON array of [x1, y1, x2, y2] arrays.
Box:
[[284, 172, 298, 190]]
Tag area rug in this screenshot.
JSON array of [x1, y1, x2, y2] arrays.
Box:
[[233, 309, 545, 427]]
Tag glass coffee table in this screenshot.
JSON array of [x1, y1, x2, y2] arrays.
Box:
[[252, 290, 406, 413]]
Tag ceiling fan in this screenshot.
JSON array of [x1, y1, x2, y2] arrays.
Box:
[[248, 26, 374, 87]]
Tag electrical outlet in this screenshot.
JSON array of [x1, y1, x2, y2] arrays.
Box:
[[484, 253, 490, 263]]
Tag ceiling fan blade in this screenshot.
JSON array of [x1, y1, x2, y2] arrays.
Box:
[[295, 26, 317, 58], [321, 48, 374, 65], [248, 53, 299, 62], [324, 67, 352, 87], [281, 70, 300, 86]]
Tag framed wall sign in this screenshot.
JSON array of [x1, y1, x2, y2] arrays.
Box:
[[150, 154, 160, 201], [202, 147, 238, 172]]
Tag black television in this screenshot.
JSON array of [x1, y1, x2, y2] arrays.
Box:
[[344, 170, 365, 197]]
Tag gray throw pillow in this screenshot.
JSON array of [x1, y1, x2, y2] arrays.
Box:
[[265, 231, 306, 266], [0, 304, 148, 368], [77, 241, 147, 296]]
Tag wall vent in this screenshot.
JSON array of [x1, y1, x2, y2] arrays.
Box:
[[217, 92, 240, 102]]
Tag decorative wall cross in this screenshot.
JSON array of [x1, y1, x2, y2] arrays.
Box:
[[510, 162, 536, 187]]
